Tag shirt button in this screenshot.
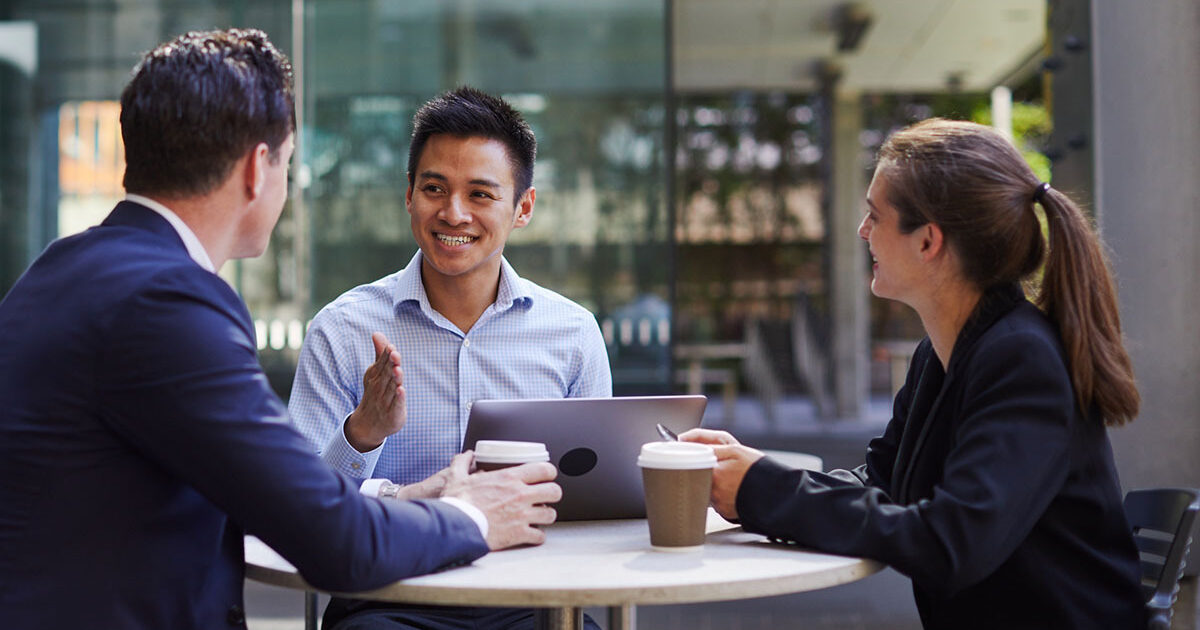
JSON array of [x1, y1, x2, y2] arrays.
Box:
[[351, 462, 362, 470], [463, 338, 471, 348]]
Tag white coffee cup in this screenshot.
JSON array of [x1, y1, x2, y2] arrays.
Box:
[[474, 440, 550, 471]]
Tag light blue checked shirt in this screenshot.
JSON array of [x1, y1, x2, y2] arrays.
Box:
[[288, 251, 613, 484]]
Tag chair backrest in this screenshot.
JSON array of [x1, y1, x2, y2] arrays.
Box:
[[1124, 487, 1200, 630]]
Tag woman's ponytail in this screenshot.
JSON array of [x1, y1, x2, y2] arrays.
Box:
[[1036, 186, 1139, 425]]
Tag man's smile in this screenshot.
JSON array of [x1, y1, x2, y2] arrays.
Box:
[[435, 233, 478, 246]]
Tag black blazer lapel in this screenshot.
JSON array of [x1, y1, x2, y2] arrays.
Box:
[[891, 284, 1027, 504], [895, 375, 952, 504], [891, 345, 950, 504]]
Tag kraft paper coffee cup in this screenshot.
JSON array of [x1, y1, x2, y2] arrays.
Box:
[[637, 441, 717, 551], [474, 440, 550, 471]]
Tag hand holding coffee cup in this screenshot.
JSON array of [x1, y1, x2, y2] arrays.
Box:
[[637, 441, 717, 551], [444, 444, 560, 551], [677, 428, 764, 521]]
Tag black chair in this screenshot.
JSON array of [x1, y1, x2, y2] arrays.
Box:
[[1124, 488, 1200, 630]]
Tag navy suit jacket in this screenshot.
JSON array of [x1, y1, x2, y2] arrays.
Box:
[[0, 202, 488, 629], [736, 285, 1146, 629]]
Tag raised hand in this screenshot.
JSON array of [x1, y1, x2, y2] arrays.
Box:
[[344, 332, 405, 452], [441, 453, 562, 550]]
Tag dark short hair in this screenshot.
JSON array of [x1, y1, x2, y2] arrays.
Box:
[[120, 28, 295, 198], [407, 86, 537, 203]]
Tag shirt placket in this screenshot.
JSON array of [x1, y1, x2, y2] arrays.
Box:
[[456, 305, 506, 444], [457, 332, 474, 443]]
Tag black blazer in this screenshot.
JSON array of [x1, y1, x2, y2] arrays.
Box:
[[0, 203, 488, 630], [737, 285, 1145, 629]]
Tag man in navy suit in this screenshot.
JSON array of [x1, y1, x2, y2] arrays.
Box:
[[0, 29, 559, 630]]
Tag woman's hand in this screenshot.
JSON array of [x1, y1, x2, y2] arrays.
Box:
[[679, 429, 764, 521]]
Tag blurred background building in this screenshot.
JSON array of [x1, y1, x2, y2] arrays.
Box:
[[0, 0, 1053, 415], [1, 1, 1197, 628]]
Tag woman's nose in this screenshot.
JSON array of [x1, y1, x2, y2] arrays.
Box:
[[857, 215, 870, 241]]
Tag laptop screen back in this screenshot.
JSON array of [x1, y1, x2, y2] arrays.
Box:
[[462, 395, 707, 520]]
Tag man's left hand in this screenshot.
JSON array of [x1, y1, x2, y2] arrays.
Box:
[[344, 332, 405, 452]]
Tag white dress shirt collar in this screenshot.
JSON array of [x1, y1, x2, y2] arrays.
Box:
[[124, 193, 217, 273]]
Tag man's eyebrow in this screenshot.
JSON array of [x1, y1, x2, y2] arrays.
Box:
[[416, 170, 502, 191], [865, 197, 878, 212], [468, 178, 502, 189]]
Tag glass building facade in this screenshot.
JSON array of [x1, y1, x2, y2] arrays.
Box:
[[295, 1, 673, 397], [0, 0, 949, 417]]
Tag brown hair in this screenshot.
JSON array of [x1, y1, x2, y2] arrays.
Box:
[[876, 118, 1138, 425], [121, 29, 295, 198]]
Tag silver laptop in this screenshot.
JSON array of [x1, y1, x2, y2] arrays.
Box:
[[461, 395, 707, 521]]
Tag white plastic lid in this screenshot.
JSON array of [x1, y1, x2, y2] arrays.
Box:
[[637, 441, 717, 469], [474, 440, 550, 464]]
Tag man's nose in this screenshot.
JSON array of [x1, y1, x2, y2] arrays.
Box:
[[439, 196, 471, 225]]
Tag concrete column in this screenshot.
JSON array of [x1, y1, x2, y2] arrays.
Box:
[[1054, 3, 1200, 622], [990, 86, 1013, 141], [291, 0, 311, 316], [1091, 0, 1200, 493], [1091, 6, 1200, 614], [1045, 0, 1095, 210], [828, 88, 868, 420]]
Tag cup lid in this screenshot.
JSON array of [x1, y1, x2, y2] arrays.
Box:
[[637, 441, 716, 469], [474, 440, 550, 463]]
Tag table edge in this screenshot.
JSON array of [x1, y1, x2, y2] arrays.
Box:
[[245, 542, 884, 607]]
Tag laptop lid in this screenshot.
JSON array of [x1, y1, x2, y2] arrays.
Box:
[[462, 395, 707, 521]]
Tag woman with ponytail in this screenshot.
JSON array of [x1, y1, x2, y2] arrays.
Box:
[[682, 119, 1145, 628]]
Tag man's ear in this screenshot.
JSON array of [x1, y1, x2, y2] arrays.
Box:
[[919, 222, 946, 262], [512, 187, 535, 228], [244, 142, 270, 200]]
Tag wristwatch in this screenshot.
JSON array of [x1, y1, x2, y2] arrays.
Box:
[[378, 482, 405, 501]]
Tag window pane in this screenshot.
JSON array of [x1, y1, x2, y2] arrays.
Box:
[[299, 0, 669, 394]]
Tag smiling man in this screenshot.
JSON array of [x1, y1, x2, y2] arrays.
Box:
[[289, 86, 611, 630]]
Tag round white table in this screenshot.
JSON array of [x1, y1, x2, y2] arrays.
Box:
[[245, 509, 880, 630]]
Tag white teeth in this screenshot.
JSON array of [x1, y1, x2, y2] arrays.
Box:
[[436, 234, 475, 246]]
